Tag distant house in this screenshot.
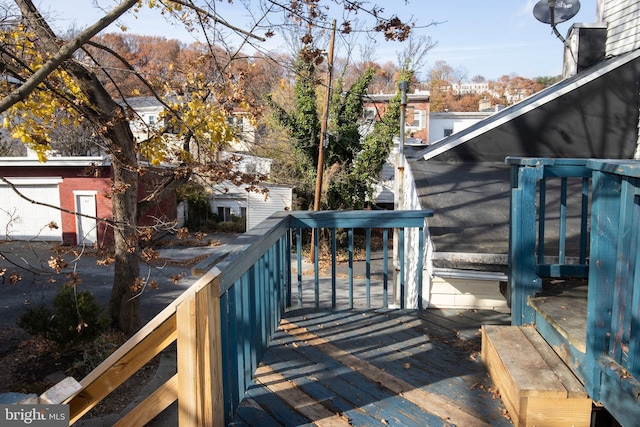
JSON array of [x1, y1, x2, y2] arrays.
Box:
[[208, 153, 292, 231], [427, 111, 494, 145], [0, 156, 177, 246], [122, 97, 291, 230], [123, 96, 256, 154], [363, 90, 430, 143]]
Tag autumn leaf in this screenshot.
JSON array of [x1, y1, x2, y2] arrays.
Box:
[[48, 256, 68, 273], [65, 272, 82, 287], [142, 247, 159, 262]]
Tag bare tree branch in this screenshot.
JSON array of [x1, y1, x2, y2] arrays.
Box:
[[169, 0, 266, 42]]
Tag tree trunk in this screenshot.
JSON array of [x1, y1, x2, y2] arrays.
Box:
[[108, 158, 141, 334], [65, 63, 143, 335], [14, 0, 144, 335]]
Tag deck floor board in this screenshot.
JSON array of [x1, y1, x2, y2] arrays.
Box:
[[231, 308, 513, 426]]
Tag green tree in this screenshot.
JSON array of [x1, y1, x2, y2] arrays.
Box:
[[338, 70, 413, 209]]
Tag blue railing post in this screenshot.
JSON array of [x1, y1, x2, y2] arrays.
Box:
[[507, 158, 547, 325], [584, 160, 640, 426], [584, 163, 621, 399]]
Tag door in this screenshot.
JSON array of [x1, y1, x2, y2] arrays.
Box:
[[75, 191, 98, 245], [0, 177, 63, 241]]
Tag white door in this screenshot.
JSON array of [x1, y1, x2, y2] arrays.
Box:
[[0, 177, 63, 241], [75, 192, 98, 245]]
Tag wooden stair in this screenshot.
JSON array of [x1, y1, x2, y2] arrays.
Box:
[[481, 325, 592, 427]]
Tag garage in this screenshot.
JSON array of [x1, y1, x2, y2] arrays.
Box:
[[0, 177, 63, 241]]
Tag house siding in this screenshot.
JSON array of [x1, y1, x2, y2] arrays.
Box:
[[0, 163, 177, 246], [603, 0, 640, 56], [0, 165, 113, 245]]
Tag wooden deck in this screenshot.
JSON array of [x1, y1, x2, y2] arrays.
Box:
[[529, 279, 588, 353], [229, 307, 513, 426]]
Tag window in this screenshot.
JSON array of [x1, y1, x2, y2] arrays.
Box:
[[412, 110, 426, 129], [444, 128, 453, 137], [363, 107, 376, 121], [148, 115, 155, 126], [218, 207, 231, 222]]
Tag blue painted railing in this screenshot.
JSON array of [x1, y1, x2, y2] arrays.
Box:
[[65, 209, 432, 426], [508, 157, 640, 426], [211, 209, 433, 423], [507, 157, 592, 325]]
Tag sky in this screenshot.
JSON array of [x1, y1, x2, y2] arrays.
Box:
[[42, 0, 597, 81]]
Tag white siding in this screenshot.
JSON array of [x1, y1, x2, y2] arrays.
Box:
[[604, 0, 640, 56], [428, 112, 493, 145], [246, 186, 292, 231], [0, 177, 63, 241]]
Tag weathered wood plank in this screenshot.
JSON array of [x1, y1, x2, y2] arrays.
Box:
[[254, 364, 351, 427], [529, 280, 588, 352], [240, 384, 311, 426], [264, 331, 443, 426], [483, 325, 567, 398], [482, 325, 592, 427], [280, 318, 493, 426], [296, 307, 510, 415], [233, 397, 287, 427], [519, 326, 587, 399], [114, 374, 178, 427]]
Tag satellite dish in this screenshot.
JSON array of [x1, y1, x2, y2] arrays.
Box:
[[533, 0, 581, 25]]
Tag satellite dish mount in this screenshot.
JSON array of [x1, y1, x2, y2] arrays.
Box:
[[533, 0, 581, 45]]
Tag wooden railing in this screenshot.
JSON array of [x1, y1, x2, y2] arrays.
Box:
[[506, 157, 592, 325], [507, 157, 640, 426], [64, 209, 432, 426], [585, 159, 640, 427]]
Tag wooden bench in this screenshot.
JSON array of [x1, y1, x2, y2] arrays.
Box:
[[481, 325, 592, 427]]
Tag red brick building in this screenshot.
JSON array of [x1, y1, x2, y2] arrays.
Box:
[[0, 157, 177, 246], [363, 90, 430, 143]]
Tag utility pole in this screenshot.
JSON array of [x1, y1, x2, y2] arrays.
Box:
[[313, 19, 336, 213], [310, 19, 336, 261]]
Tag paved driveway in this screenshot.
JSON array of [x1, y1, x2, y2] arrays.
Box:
[[0, 237, 233, 332]]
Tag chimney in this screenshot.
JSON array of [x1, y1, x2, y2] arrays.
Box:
[[563, 23, 607, 78]]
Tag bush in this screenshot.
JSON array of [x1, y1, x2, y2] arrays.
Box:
[[217, 215, 246, 233], [17, 304, 55, 339], [18, 286, 109, 349]]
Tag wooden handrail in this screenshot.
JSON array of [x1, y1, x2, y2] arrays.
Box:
[[65, 268, 223, 425]]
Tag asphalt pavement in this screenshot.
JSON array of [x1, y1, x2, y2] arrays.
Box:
[[0, 235, 235, 340]]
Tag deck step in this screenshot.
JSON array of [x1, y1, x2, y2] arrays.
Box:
[[481, 325, 592, 427]]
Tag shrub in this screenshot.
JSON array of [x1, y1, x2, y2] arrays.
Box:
[[18, 286, 109, 349], [17, 304, 55, 340]]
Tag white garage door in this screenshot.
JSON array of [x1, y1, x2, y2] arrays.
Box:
[[0, 177, 63, 241]]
